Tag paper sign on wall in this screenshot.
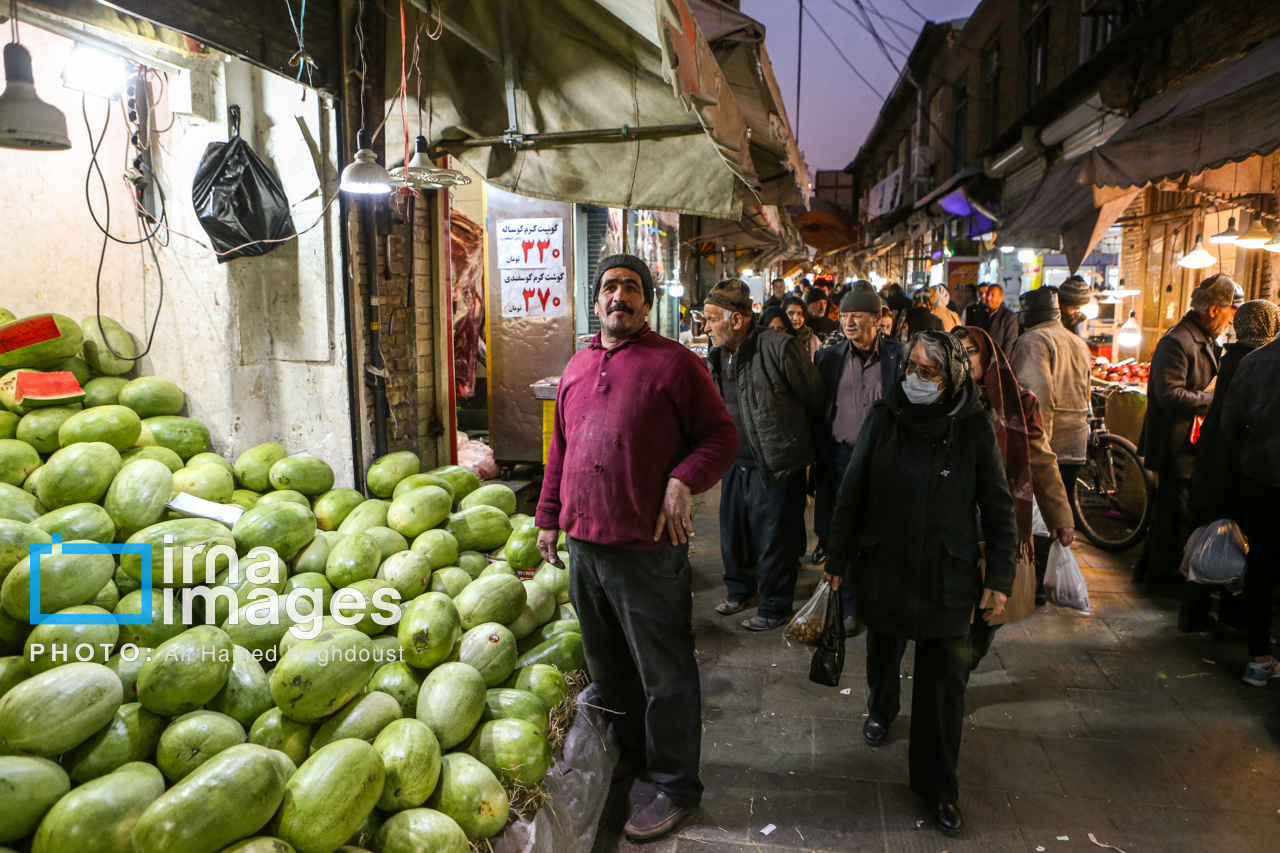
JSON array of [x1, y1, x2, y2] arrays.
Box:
[[497, 218, 567, 317]]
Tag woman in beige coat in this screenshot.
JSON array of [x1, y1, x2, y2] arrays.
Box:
[[954, 326, 1075, 666], [931, 285, 963, 331]]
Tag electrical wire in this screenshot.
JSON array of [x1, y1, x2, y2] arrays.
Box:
[[827, 0, 907, 67], [83, 96, 164, 245], [801, 5, 884, 99], [894, 0, 929, 23]]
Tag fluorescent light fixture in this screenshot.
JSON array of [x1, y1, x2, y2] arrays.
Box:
[[741, 268, 755, 277], [0, 43, 71, 150], [1209, 216, 1239, 244], [340, 129, 392, 194], [999, 245, 1015, 253], [1235, 218, 1272, 249], [389, 135, 472, 188], [668, 284, 685, 298], [1017, 249, 1036, 264], [1118, 311, 1141, 348], [1176, 235, 1216, 269], [1080, 299, 1100, 320], [62, 44, 128, 99]]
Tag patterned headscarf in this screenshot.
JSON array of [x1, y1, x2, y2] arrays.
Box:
[[907, 329, 972, 396], [1233, 299, 1280, 348]]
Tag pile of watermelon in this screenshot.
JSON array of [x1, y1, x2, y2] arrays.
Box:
[[0, 309, 586, 853]]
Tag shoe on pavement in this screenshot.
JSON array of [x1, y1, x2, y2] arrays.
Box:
[[1243, 659, 1280, 687], [741, 614, 787, 631], [843, 615, 865, 637], [715, 598, 750, 616], [623, 791, 695, 840], [934, 803, 963, 835], [862, 718, 888, 746], [813, 540, 827, 564]]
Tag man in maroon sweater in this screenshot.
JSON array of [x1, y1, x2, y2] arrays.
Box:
[[535, 254, 737, 840]]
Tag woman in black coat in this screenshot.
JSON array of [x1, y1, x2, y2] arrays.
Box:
[[824, 330, 1018, 836]]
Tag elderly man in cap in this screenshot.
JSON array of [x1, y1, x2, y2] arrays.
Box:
[[704, 278, 825, 630], [535, 254, 738, 840], [1135, 274, 1240, 602], [1011, 287, 1091, 600], [813, 281, 904, 632], [803, 288, 840, 340]]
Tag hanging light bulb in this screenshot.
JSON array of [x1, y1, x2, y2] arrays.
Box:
[[1235, 218, 1272, 249], [1017, 249, 1036, 264], [1081, 298, 1100, 320], [1209, 216, 1239, 244], [1177, 235, 1217, 269], [340, 130, 392, 194], [1118, 310, 1142, 348], [0, 42, 72, 150], [389, 135, 472, 189]]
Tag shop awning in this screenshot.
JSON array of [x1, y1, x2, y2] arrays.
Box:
[[914, 166, 999, 238], [687, 0, 809, 207], [789, 197, 860, 256], [999, 160, 1139, 273], [408, 0, 759, 218], [693, 205, 808, 270], [1082, 34, 1280, 189]]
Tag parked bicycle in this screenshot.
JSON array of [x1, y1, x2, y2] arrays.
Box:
[[1070, 384, 1156, 551]]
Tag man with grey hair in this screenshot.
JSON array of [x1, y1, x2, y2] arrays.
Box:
[[1136, 274, 1240, 603], [704, 278, 825, 631]]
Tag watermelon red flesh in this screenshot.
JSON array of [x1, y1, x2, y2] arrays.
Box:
[[14, 372, 85, 408]]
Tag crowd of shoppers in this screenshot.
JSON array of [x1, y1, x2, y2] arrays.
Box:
[[538, 256, 1280, 843]]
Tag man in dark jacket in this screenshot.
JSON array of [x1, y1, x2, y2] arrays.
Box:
[[981, 284, 1019, 358], [705, 279, 825, 630], [763, 278, 787, 311], [1135, 274, 1238, 599], [1182, 300, 1280, 633], [813, 281, 904, 633], [803, 289, 840, 340]]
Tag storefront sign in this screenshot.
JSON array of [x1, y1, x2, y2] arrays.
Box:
[[497, 218, 568, 318], [496, 218, 564, 269], [945, 259, 980, 288], [867, 168, 904, 219]]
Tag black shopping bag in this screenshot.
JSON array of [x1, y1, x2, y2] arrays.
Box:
[[808, 587, 845, 686], [192, 105, 296, 262]]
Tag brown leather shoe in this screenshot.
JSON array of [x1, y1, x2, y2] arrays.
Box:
[[623, 791, 695, 840]]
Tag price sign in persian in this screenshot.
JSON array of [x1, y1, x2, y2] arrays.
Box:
[[496, 218, 568, 317]]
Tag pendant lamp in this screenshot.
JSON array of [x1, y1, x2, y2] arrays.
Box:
[[390, 135, 472, 188], [340, 129, 392, 194], [1234, 218, 1272, 249], [1176, 235, 1216, 269], [0, 42, 71, 150], [1209, 216, 1239, 244]]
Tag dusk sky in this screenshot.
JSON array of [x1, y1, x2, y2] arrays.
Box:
[[739, 0, 980, 172]]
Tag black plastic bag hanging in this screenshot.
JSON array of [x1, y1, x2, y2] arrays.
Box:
[[808, 588, 846, 687], [192, 105, 296, 263]]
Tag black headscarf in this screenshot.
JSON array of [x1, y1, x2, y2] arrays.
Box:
[[760, 306, 794, 335]]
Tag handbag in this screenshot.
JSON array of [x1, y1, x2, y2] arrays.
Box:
[[808, 586, 846, 686]]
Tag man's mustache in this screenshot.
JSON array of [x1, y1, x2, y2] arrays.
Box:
[[609, 303, 634, 315]]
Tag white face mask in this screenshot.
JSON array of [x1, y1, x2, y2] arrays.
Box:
[[902, 371, 944, 405]]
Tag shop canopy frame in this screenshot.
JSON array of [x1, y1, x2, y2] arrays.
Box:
[[1082, 34, 1280, 191], [410, 0, 761, 219], [998, 159, 1138, 274]]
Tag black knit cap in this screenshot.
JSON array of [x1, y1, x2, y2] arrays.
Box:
[[593, 254, 656, 305], [1020, 287, 1061, 325]]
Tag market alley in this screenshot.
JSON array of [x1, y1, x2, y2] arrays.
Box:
[[593, 488, 1280, 853]]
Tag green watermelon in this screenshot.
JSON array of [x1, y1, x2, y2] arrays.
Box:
[[456, 550, 487, 579], [506, 579, 557, 640], [393, 473, 455, 501], [0, 662, 123, 757], [453, 574, 527, 630], [156, 709, 247, 782], [373, 808, 467, 853], [410, 528, 459, 569], [465, 717, 552, 786], [82, 376, 130, 408], [30, 503, 115, 544], [15, 407, 76, 454], [377, 550, 434, 600], [117, 376, 185, 418], [309, 690, 402, 754], [57, 405, 141, 451], [136, 626, 235, 716], [172, 462, 235, 503], [502, 664, 569, 711], [104, 458, 173, 539], [0, 519, 52, 582], [425, 465, 481, 508], [457, 622, 517, 687], [61, 701, 166, 782], [35, 443, 123, 512], [428, 567, 471, 598], [326, 531, 381, 587], [79, 315, 135, 375], [0, 482, 44, 523], [372, 718, 441, 813], [479, 688, 550, 736], [514, 632, 585, 673], [270, 739, 385, 853], [271, 628, 377, 723], [232, 501, 317, 562], [312, 487, 364, 531], [445, 506, 512, 552], [415, 662, 486, 749], [30, 760, 165, 852], [268, 456, 334, 496], [0, 755, 70, 844], [425, 753, 509, 839], [533, 559, 571, 605], [366, 661, 426, 717], [248, 707, 315, 767], [290, 532, 331, 575], [457, 483, 517, 515], [141, 416, 212, 461], [0, 410, 18, 439], [204, 648, 273, 729], [24, 605, 118, 673], [233, 442, 288, 492], [256, 489, 310, 508], [0, 439, 40, 486], [386, 485, 451, 539], [504, 522, 542, 571], [397, 592, 461, 669], [367, 451, 421, 498], [1, 542, 115, 622], [335, 499, 389, 537], [121, 444, 183, 472], [366, 525, 409, 560]]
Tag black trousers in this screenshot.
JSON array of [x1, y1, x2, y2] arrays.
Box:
[[1135, 472, 1191, 592], [1239, 478, 1280, 658], [720, 464, 806, 620], [814, 443, 857, 615], [866, 630, 971, 804], [567, 537, 703, 808]]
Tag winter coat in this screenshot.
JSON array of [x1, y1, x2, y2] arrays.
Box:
[[825, 384, 1018, 640], [931, 303, 962, 331], [1187, 341, 1257, 525], [1011, 319, 1093, 464], [1140, 312, 1220, 478], [986, 305, 1020, 361], [708, 326, 825, 488], [813, 334, 904, 457]]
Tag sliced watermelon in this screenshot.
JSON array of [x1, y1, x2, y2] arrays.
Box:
[[15, 371, 86, 408]]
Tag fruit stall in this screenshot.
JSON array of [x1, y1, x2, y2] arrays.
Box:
[[1090, 358, 1150, 445], [0, 311, 609, 852]]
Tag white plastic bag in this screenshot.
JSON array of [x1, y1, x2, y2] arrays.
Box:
[[784, 580, 831, 647], [1044, 542, 1090, 613], [1180, 519, 1248, 585], [1031, 497, 1049, 537]]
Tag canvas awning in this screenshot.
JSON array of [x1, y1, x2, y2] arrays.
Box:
[[1082, 34, 1280, 189], [693, 205, 807, 270], [407, 0, 760, 218], [999, 160, 1138, 273], [915, 167, 999, 239], [687, 0, 808, 207]]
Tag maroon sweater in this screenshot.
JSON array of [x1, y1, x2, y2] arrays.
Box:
[[535, 326, 738, 551]]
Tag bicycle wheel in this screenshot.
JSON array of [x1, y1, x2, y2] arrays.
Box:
[[1072, 434, 1155, 551]]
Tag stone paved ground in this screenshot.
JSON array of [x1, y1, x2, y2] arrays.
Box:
[[593, 486, 1280, 853]]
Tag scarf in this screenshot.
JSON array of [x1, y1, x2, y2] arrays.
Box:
[[962, 326, 1038, 549]]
